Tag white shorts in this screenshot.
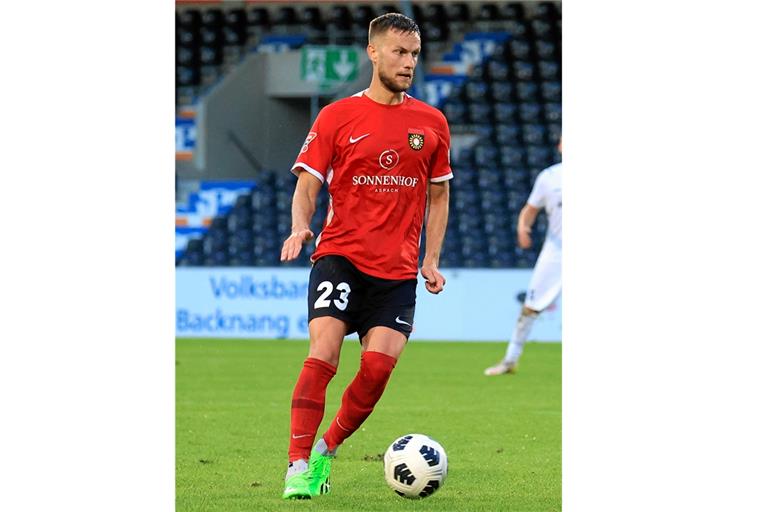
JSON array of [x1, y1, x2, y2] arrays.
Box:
[[524, 240, 562, 311]]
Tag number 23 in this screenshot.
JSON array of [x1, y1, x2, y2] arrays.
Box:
[[314, 281, 351, 311]]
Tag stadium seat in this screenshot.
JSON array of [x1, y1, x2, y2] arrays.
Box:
[[272, 6, 298, 34], [500, 3, 525, 20], [493, 103, 517, 124], [547, 123, 562, 144], [487, 59, 511, 81], [474, 144, 499, 167], [201, 8, 224, 29], [507, 38, 532, 60], [178, 10, 201, 29], [500, 146, 526, 167], [477, 3, 500, 22], [535, 39, 557, 60], [532, 18, 554, 39], [538, 60, 561, 80], [465, 80, 489, 102], [468, 102, 492, 124], [541, 80, 562, 102], [490, 81, 513, 103], [518, 102, 543, 123], [544, 102, 562, 123], [495, 124, 521, 145], [506, 19, 529, 38], [503, 167, 530, 190], [477, 167, 502, 190], [471, 122, 495, 142], [522, 124, 548, 145], [442, 100, 467, 125], [526, 145, 552, 169], [513, 61, 535, 81], [516, 82, 539, 102], [532, 2, 560, 21]]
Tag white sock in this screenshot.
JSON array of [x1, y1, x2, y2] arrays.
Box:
[[285, 459, 308, 480], [313, 438, 337, 457], [503, 311, 539, 364]]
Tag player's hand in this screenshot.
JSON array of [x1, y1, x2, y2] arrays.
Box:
[[420, 264, 446, 294], [280, 228, 314, 261], [517, 227, 533, 249]]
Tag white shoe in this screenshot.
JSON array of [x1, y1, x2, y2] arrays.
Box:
[[484, 361, 517, 376]]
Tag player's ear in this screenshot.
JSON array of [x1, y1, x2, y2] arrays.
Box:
[[367, 43, 376, 64]]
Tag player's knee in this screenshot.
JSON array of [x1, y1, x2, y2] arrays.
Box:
[[522, 306, 540, 316], [308, 344, 341, 367]]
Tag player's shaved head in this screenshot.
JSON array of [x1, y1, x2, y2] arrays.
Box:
[[368, 13, 420, 44]]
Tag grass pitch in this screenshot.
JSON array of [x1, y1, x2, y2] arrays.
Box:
[[176, 339, 561, 511]]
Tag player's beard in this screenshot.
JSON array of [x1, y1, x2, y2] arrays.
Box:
[[379, 70, 410, 93]]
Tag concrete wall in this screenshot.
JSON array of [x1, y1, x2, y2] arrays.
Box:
[[177, 50, 371, 181]]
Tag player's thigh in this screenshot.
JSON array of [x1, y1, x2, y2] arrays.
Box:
[[525, 244, 562, 310], [361, 326, 408, 360], [308, 316, 348, 367], [308, 255, 364, 328], [357, 277, 417, 345]]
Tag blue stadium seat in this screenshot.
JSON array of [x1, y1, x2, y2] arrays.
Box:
[[535, 39, 557, 60], [544, 102, 562, 123], [522, 123, 547, 145], [443, 100, 467, 125], [518, 102, 542, 122], [516, 82, 539, 102], [538, 60, 560, 80], [500, 3, 525, 20], [468, 102, 492, 124], [507, 38, 532, 61], [474, 144, 499, 167], [532, 18, 554, 39], [477, 167, 502, 190], [500, 146, 526, 167], [547, 123, 562, 144], [490, 81, 513, 103], [513, 61, 535, 81], [541, 80, 562, 102], [503, 167, 530, 191], [471, 122, 494, 141], [526, 145, 552, 169], [465, 80, 489, 102], [495, 124, 521, 145], [506, 20, 529, 38], [493, 102, 517, 124], [487, 59, 510, 81]]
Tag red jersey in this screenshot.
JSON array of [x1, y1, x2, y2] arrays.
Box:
[[291, 90, 453, 280]]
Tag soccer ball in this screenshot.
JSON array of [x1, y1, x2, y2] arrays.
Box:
[[383, 433, 448, 499]]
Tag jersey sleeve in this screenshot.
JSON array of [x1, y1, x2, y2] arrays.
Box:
[[429, 113, 453, 183], [527, 171, 548, 208], [291, 106, 335, 183]]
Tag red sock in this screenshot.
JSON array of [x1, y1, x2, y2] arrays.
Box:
[[323, 351, 397, 451], [288, 357, 337, 462]]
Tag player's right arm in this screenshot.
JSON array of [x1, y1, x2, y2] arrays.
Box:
[[517, 203, 540, 249], [281, 107, 334, 262], [280, 171, 323, 261]]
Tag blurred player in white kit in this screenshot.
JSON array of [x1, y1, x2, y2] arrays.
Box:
[[485, 139, 562, 376]]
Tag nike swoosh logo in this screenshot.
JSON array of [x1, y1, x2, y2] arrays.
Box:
[[292, 434, 312, 439], [395, 316, 411, 326], [349, 133, 370, 144]]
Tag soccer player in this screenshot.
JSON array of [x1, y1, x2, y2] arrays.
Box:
[[484, 140, 562, 376], [279, 13, 452, 499]]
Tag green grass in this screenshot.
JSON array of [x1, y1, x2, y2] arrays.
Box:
[[176, 339, 561, 511]]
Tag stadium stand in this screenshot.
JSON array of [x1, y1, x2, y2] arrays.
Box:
[[175, 1, 561, 269]]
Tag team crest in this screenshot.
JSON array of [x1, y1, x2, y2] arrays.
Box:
[[408, 129, 425, 151]]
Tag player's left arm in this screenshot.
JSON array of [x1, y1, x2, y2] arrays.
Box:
[[421, 180, 449, 294]]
